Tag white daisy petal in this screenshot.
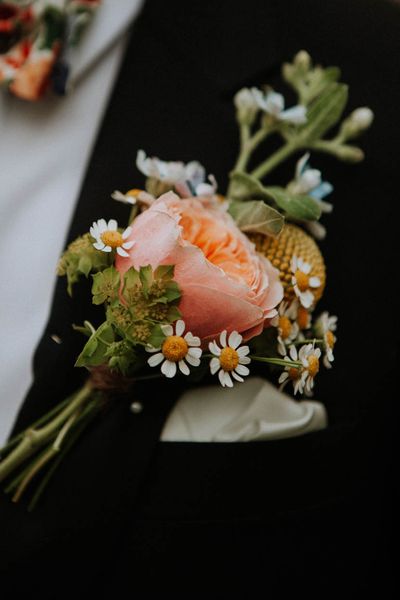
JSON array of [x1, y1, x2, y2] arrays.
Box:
[[122, 226, 132, 240], [93, 241, 105, 250], [238, 356, 251, 365], [97, 219, 107, 233], [108, 219, 118, 231], [184, 333, 201, 346], [278, 372, 289, 384], [116, 247, 129, 257], [309, 276, 321, 288], [235, 364, 249, 377], [237, 345, 250, 357], [289, 345, 298, 361], [299, 291, 314, 308], [175, 320, 185, 336], [122, 240, 135, 250], [224, 372, 234, 387], [188, 347, 202, 359], [208, 341, 221, 356], [179, 360, 190, 375], [161, 324, 173, 336], [161, 360, 177, 378], [145, 344, 161, 353], [228, 331, 242, 349], [148, 353, 164, 367], [218, 369, 226, 387], [210, 357, 220, 375], [220, 330, 227, 347], [186, 354, 201, 367], [102, 246, 112, 253], [232, 372, 244, 383]]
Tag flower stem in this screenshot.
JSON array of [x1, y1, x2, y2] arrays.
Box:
[[27, 401, 101, 512], [11, 408, 82, 503], [233, 125, 275, 172], [0, 382, 93, 483], [0, 396, 72, 456], [250, 141, 298, 179], [249, 355, 302, 369]]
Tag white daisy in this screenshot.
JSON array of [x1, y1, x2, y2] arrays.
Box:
[[299, 342, 321, 395], [290, 256, 321, 309], [270, 301, 299, 355], [90, 219, 135, 258], [278, 345, 306, 396], [209, 330, 251, 387], [145, 320, 202, 378], [314, 311, 337, 368]]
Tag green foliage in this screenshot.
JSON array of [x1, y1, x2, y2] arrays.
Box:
[[263, 187, 322, 221], [74, 264, 182, 375], [228, 200, 284, 237], [57, 233, 112, 296], [297, 83, 348, 144], [282, 51, 341, 105], [92, 267, 121, 305], [227, 171, 321, 223]]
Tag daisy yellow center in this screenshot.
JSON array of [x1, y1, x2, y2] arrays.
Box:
[[279, 316, 292, 339], [307, 354, 320, 377], [219, 347, 239, 371], [297, 306, 310, 330], [289, 367, 301, 380], [127, 188, 141, 197], [326, 330, 335, 349], [295, 269, 310, 292], [101, 230, 124, 248], [162, 336, 188, 362]]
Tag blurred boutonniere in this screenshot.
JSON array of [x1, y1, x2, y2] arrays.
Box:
[[0, 50, 373, 509], [0, 0, 101, 101]]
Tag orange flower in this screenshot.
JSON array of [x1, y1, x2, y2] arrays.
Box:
[[116, 192, 283, 344]]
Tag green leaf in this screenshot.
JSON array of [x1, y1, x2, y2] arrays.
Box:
[[124, 267, 141, 289], [264, 187, 322, 221], [228, 200, 284, 237], [139, 265, 153, 292], [298, 83, 348, 143], [166, 305, 182, 323], [147, 324, 166, 349], [164, 281, 181, 302], [154, 265, 175, 280], [75, 322, 115, 368], [91, 266, 120, 305], [227, 171, 267, 201]]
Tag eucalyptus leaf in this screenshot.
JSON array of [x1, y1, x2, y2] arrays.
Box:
[[298, 83, 348, 143], [264, 187, 322, 221], [228, 200, 284, 237]]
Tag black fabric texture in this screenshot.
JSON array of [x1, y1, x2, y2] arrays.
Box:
[[0, 0, 397, 596]]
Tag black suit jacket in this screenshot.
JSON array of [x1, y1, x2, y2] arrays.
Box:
[[0, 0, 397, 596]]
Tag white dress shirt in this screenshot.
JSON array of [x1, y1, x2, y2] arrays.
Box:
[[0, 1, 327, 444]]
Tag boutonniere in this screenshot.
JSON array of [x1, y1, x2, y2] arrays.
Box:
[[0, 0, 101, 100], [0, 51, 373, 509]]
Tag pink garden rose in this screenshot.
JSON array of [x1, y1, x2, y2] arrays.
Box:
[[115, 191, 283, 344]]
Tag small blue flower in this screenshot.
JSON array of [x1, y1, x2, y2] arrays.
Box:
[[294, 153, 333, 206]]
